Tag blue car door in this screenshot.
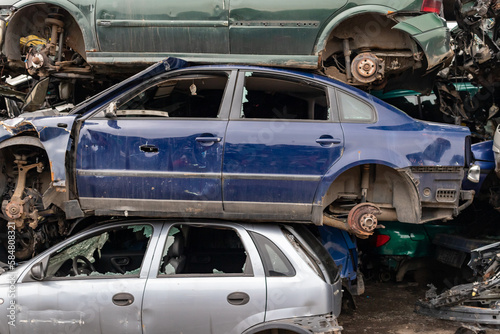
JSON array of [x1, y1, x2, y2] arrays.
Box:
[[75, 70, 235, 216], [222, 70, 344, 220]]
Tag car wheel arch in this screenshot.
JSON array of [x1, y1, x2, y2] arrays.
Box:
[[314, 5, 403, 55], [242, 322, 319, 334], [4, 3, 91, 62], [320, 163, 421, 224], [0, 135, 53, 200], [316, 8, 424, 88]]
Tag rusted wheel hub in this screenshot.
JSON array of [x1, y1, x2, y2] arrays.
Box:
[[351, 52, 384, 84], [5, 201, 23, 220], [347, 203, 381, 238]]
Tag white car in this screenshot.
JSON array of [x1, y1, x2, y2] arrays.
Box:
[[0, 219, 343, 333]]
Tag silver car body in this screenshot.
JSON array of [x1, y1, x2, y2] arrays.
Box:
[[0, 220, 342, 333]]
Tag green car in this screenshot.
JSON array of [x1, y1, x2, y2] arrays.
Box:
[[0, 0, 452, 91]]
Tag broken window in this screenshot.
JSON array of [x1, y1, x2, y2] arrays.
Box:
[[44, 224, 153, 279], [336, 89, 376, 123], [240, 72, 329, 120], [159, 225, 251, 276], [114, 74, 229, 118]]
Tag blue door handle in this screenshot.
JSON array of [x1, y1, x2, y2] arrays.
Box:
[[316, 137, 341, 146]]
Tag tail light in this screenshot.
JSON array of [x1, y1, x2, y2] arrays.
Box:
[[375, 234, 390, 247], [421, 0, 443, 14]]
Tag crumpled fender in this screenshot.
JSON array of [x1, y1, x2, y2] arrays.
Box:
[[393, 13, 453, 70], [0, 115, 78, 185]]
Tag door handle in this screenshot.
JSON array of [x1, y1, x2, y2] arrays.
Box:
[[195, 136, 222, 143], [98, 20, 112, 27], [111, 257, 130, 274], [316, 137, 341, 146], [227, 292, 250, 306], [195, 136, 222, 147], [112, 293, 134, 306], [140, 144, 159, 153]]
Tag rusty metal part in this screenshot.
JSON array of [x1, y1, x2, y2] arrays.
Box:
[[323, 203, 381, 238], [46, 15, 64, 57], [351, 53, 384, 83], [323, 214, 350, 232], [30, 53, 44, 69], [361, 164, 370, 201], [2, 159, 43, 229], [347, 203, 381, 238], [343, 39, 352, 83]]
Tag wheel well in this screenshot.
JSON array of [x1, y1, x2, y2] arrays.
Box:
[[4, 4, 86, 61], [323, 13, 415, 60], [323, 164, 420, 224], [0, 140, 52, 199]]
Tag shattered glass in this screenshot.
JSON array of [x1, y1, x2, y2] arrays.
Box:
[[47, 233, 109, 277]]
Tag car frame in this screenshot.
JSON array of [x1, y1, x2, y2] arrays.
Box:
[[0, 57, 477, 259]]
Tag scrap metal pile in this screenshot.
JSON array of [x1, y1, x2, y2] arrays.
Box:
[[435, 0, 500, 140], [416, 241, 500, 328]]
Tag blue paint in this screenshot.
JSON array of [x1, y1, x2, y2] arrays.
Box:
[[318, 226, 358, 281], [0, 58, 473, 223]]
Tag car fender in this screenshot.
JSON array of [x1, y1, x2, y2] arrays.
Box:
[[0, 115, 78, 185], [314, 5, 398, 54], [393, 13, 453, 69], [6, 0, 97, 53]]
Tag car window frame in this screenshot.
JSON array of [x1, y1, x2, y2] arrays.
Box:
[[156, 223, 255, 278], [21, 222, 159, 283], [282, 225, 340, 285], [248, 231, 296, 278], [335, 88, 377, 124], [229, 70, 333, 123], [83, 69, 238, 121]]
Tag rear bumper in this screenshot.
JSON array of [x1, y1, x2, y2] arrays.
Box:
[[393, 13, 453, 70]]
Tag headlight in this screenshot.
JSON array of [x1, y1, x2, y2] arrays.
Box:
[[467, 164, 480, 183]]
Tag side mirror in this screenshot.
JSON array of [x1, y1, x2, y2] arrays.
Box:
[[30, 262, 46, 281], [105, 101, 117, 118], [23, 78, 50, 112]]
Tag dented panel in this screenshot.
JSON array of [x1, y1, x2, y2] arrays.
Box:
[[0, 115, 77, 183]]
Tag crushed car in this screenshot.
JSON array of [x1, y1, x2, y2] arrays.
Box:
[[0, 57, 479, 259], [0, 219, 343, 333], [0, 0, 453, 95]]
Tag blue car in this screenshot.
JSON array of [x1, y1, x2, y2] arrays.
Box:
[[0, 58, 477, 259]]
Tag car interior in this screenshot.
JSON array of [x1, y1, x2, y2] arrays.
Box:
[[159, 225, 250, 275], [241, 75, 329, 120], [117, 75, 228, 118], [45, 224, 152, 278]]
